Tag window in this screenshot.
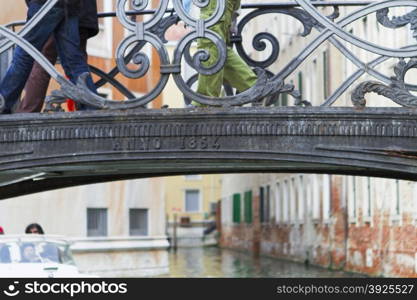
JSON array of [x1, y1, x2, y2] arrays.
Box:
[[260, 186, 265, 223], [184, 175, 202, 180], [363, 177, 372, 222], [260, 186, 270, 223], [129, 209, 148, 236], [323, 50, 329, 99], [244, 190, 253, 224], [269, 184, 275, 222], [322, 175, 331, 223], [185, 190, 200, 212], [298, 72, 303, 98], [88, 0, 113, 59], [387, 179, 401, 224], [87, 208, 107, 237], [280, 93, 288, 106], [221, 197, 229, 225], [309, 60, 316, 105], [413, 182, 417, 220], [297, 176, 304, 222], [290, 178, 296, 223], [275, 182, 281, 223], [395, 180, 400, 216], [210, 202, 218, 215], [362, 17, 368, 47], [312, 175, 320, 220], [391, 180, 401, 219], [283, 180, 290, 223], [305, 176, 312, 215], [348, 176, 357, 222], [232, 193, 241, 224], [96, 0, 105, 26], [266, 185, 271, 223]]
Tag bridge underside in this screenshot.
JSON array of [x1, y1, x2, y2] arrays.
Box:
[[0, 107, 417, 200]]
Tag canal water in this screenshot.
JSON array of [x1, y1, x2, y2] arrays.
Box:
[[155, 247, 359, 278]]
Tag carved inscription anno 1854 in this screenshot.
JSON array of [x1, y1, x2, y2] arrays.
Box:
[[113, 138, 162, 151], [179, 137, 221, 150], [112, 136, 222, 152]]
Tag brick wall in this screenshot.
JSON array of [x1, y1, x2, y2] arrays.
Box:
[[219, 174, 417, 277]]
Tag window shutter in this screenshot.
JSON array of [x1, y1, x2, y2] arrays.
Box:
[[233, 193, 241, 223]]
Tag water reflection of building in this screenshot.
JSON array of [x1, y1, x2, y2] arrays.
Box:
[[219, 0, 417, 278]]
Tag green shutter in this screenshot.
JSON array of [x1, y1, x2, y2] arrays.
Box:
[[259, 187, 265, 223], [323, 51, 329, 99], [298, 72, 303, 98], [244, 191, 253, 224], [233, 193, 241, 223], [281, 93, 288, 107]]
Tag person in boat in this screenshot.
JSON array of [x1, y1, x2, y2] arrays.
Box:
[[20, 243, 41, 263], [25, 223, 44, 234], [0, 244, 11, 263], [40, 243, 60, 263]]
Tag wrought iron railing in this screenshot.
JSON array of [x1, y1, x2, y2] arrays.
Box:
[[0, 0, 416, 111]]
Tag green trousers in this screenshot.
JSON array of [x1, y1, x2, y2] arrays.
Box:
[[196, 0, 257, 98]]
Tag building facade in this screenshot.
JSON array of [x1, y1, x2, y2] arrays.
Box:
[[220, 174, 417, 277], [165, 175, 222, 247], [218, 0, 417, 277], [0, 178, 169, 276]]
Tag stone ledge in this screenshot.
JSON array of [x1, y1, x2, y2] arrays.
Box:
[[70, 236, 170, 253]]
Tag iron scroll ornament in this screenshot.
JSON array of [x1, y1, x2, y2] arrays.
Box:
[[45, 0, 285, 109], [46, 0, 233, 109], [203, 0, 417, 108], [350, 6, 417, 108], [2, 0, 417, 111], [268, 0, 417, 108], [234, 6, 340, 70], [352, 59, 417, 108], [376, 7, 417, 39], [294, 0, 417, 57], [47, 0, 417, 109], [63, 0, 417, 109]]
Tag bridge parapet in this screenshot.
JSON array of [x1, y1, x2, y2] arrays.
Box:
[[1, 0, 417, 110]]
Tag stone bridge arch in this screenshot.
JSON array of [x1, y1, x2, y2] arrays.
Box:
[[0, 107, 416, 199]]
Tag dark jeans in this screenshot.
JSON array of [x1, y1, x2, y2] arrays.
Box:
[[0, 2, 96, 113], [16, 30, 90, 113]]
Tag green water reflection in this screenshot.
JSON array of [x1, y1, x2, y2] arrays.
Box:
[[157, 247, 360, 278]]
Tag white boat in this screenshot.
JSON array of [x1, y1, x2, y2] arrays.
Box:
[[0, 235, 96, 278]]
